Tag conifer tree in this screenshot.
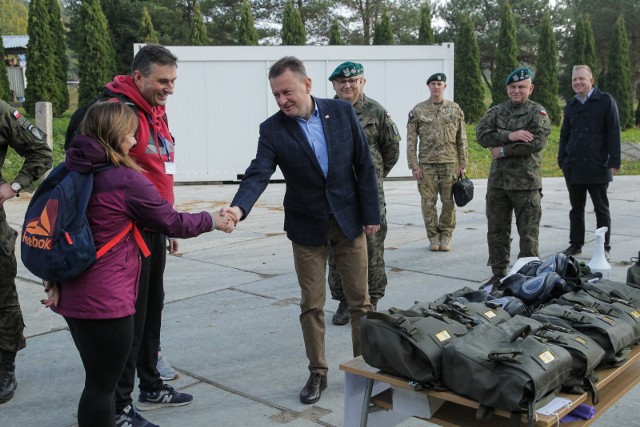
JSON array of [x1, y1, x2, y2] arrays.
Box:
[[490, 1, 519, 106], [46, 0, 69, 115], [238, 0, 259, 46], [190, 2, 210, 46], [530, 12, 560, 124], [0, 36, 11, 100], [418, 3, 435, 45], [139, 5, 159, 44], [24, 0, 60, 115], [561, 14, 597, 100], [329, 20, 345, 45], [454, 16, 485, 123], [605, 15, 633, 130], [282, 1, 306, 45], [373, 11, 393, 45], [77, 0, 116, 106]]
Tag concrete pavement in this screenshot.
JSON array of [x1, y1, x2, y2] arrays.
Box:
[[2, 176, 639, 427]]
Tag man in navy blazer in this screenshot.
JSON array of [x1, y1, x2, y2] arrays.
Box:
[[224, 56, 380, 404]]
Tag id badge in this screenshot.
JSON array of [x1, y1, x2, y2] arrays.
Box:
[[164, 162, 177, 175]]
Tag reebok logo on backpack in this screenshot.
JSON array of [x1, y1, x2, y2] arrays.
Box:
[[21, 163, 149, 283]]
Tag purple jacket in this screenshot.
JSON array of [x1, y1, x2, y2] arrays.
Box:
[[52, 135, 213, 319]]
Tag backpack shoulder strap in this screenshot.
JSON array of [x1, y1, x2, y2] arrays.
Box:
[[96, 222, 151, 259]]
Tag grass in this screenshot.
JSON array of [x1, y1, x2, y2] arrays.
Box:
[[4, 89, 640, 181]]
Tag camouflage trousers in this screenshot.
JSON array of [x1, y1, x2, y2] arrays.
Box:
[[417, 163, 458, 244], [0, 207, 26, 353], [328, 211, 387, 304], [486, 187, 542, 276]]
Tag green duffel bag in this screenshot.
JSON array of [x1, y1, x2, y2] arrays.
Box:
[[360, 309, 468, 385], [585, 279, 640, 307], [556, 289, 640, 344], [531, 304, 633, 366], [442, 322, 573, 425], [410, 300, 512, 328]]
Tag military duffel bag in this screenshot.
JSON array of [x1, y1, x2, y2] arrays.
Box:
[[361, 309, 468, 385], [531, 304, 633, 366], [556, 289, 640, 344], [442, 322, 572, 425], [410, 300, 512, 328]]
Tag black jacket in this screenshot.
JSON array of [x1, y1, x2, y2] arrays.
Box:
[[558, 88, 621, 184]]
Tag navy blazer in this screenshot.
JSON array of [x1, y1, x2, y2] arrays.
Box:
[[558, 88, 621, 184], [232, 97, 381, 247]]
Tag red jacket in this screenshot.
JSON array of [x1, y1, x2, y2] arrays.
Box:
[[106, 76, 176, 205]]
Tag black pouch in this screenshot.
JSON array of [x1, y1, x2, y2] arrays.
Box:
[[452, 174, 474, 207]]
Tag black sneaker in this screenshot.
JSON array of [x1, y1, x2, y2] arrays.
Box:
[[0, 369, 17, 404], [563, 245, 582, 256], [332, 301, 350, 325], [116, 404, 159, 427], [137, 384, 193, 411]]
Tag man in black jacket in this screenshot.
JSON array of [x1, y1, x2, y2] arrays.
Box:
[[558, 65, 621, 259]]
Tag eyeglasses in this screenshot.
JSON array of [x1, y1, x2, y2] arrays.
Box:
[[335, 78, 361, 87]]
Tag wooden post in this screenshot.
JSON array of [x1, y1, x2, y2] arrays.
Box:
[[35, 101, 53, 151]]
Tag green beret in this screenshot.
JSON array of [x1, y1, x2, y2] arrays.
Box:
[[505, 67, 532, 85], [427, 73, 446, 84], [329, 61, 364, 81]]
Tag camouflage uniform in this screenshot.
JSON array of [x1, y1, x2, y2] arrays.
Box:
[[328, 94, 400, 304], [407, 99, 467, 246], [476, 99, 551, 276], [0, 100, 53, 355]]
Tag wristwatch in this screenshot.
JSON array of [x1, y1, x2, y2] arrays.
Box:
[[499, 147, 505, 157], [10, 182, 22, 195]]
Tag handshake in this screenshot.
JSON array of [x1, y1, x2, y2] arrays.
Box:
[[211, 206, 243, 234]]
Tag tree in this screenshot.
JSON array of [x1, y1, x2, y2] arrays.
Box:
[[281, 1, 306, 45], [139, 5, 159, 44], [605, 15, 634, 130], [77, 0, 116, 106], [190, 2, 210, 46], [372, 11, 393, 45], [454, 16, 485, 123], [530, 11, 560, 124], [24, 0, 61, 115], [490, 1, 519, 106], [418, 2, 435, 45], [561, 14, 597, 100], [635, 83, 640, 126], [238, 0, 259, 46], [0, 0, 29, 34], [46, 0, 69, 114], [328, 19, 345, 45], [0, 36, 11, 100]]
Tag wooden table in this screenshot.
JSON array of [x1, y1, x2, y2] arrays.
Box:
[[339, 345, 640, 427]]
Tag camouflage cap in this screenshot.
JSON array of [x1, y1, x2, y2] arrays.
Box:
[[329, 61, 364, 81], [505, 67, 532, 85], [427, 73, 446, 84]]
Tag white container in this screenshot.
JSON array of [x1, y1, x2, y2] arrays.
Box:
[[588, 227, 611, 278]]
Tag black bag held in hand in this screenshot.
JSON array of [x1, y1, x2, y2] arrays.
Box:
[[452, 174, 474, 207]]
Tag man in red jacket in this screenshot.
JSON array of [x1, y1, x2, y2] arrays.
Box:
[[66, 44, 189, 427]]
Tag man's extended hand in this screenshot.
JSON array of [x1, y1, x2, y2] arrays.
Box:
[[508, 129, 534, 142], [213, 209, 237, 233], [362, 224, 380, 236]]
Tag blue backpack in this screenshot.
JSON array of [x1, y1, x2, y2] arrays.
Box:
[[21, 163, 149, 283]]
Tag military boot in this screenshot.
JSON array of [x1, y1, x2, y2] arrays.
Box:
[[332, 301, 350, 325], [0, 351, 17, 404]]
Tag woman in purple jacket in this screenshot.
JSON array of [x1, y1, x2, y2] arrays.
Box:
[[42, 101, 233, 427]]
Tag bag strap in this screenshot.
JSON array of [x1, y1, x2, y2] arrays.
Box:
[[366, 311, 424, 341], [96, 222, 151, 259]]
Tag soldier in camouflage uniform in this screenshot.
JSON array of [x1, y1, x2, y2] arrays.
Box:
[[407, 73, 467, 252], [0, 99, 53, 403], [476, 68, 551, 288], [326, 62, 400, 324]]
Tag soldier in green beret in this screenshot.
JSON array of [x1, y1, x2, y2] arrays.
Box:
[[407, 72, 467, 252], [327, 61, 400, 324], [0, 99, 53, 403], [476, 67, 551, 289]]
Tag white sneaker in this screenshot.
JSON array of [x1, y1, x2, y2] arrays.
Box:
[[156, 353, 179, 381]]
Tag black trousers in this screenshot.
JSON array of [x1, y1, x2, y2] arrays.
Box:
[[115, 231, 166, 412], [565, 180, 611, 251], [66, 315, 134, 427]]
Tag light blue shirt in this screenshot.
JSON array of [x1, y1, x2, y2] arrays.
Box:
[[295, 101, 328, 177], [575, 87, 595, 104]]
